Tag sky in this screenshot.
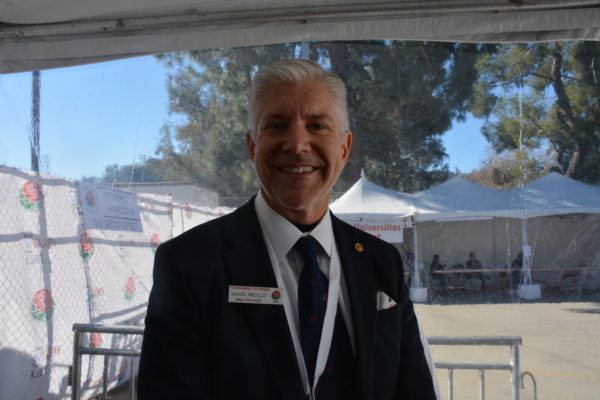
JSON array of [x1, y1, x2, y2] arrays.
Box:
[[0, 55, 489, 182]]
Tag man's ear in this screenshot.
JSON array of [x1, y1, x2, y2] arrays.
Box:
[[246, 131, 255, 162], [341, 130, 352, 164]]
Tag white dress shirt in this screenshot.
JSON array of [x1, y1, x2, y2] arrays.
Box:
[[254, 192, 355, 397]]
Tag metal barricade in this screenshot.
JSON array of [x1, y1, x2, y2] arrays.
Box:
[[428, 336, 524, 400], [71, 324, 144, 400], [71, 325, 529, 400]]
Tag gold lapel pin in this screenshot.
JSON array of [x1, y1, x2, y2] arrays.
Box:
[[354, 242, 364, 253]]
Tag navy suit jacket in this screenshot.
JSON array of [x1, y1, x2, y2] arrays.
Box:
[[138, 199, 436, 399]]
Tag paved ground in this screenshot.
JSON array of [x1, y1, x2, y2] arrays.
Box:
[[416, 295, 600, 400], [101, 293, 600, 400]]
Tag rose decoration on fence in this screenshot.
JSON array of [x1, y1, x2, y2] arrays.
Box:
[[79, 232, 94, 260], [124, 277, 136, 301], [31, 289, 54, 321], [20, 180, 41, 211]]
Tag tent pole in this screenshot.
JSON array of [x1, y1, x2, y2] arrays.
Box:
[[412, 224, 421, 287]]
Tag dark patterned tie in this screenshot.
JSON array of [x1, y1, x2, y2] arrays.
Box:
[[295, 235, 358, 399], [295, 235, 327, 385]]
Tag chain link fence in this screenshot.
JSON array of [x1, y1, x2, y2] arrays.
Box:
[[0, 166, 232, 400]]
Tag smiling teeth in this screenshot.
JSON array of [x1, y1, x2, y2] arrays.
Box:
[[281, 166, 315, 173]]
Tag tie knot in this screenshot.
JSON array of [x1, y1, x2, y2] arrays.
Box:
[[294, 235, 319, 263]]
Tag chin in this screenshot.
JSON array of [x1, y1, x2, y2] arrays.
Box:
[[277, 197, 312, 211]]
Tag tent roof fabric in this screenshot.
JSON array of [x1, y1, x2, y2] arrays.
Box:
[[330, 172, 600, 222], [2, 0, 600, 73], [513, 172, 600, 217], [412, 176, 514, 221], [330, 175, 415, 219]]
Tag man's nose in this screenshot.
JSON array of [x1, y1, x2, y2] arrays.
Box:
[[282, 121, 311, 153]]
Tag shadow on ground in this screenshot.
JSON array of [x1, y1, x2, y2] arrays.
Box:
[[427, 288, 600, 305]]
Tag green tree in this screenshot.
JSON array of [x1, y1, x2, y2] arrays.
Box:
[[156, 45, 295, 204], [470, 41, 600, 184], [317, 41, 487, 192], [463, 147, 554, 189], [82, 157, 173, 184], [156, 41, 487, 201]]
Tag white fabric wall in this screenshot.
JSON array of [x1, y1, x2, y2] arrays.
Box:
[[0, 166, 231, 400]]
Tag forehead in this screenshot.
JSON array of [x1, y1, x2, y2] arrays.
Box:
[[257, 81, 337, 120]]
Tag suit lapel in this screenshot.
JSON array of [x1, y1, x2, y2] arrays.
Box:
[[332, 215, 377, 400], [222, 200, 305, 399]]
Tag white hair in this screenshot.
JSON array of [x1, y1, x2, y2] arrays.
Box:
[[247, 59, 349, 139]]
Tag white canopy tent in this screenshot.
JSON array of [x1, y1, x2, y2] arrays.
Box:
[[331, 172, 600, 295], [412, 176, 516, 222], [332, 172, 600, 226], [2, 0, 600, 73], [510, 171, 600, 217], [331, 170, 415, 220]]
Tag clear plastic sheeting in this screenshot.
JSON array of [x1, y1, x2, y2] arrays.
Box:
[[414, 215, 600, 293]]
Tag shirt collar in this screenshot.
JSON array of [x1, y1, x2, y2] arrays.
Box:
[[254, 192, 333, 262]]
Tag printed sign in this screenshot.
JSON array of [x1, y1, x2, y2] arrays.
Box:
[[78, 182, 142, 232], [347, 221, 403, 243]]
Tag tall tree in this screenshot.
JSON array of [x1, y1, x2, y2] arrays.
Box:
[[82, 157, 173, 184], [156, 45, 295, 204], [463, 147, 554, 189], [469, 41, 600, 184], [156, 41, 486, 201], [316, 41, 486, 192]]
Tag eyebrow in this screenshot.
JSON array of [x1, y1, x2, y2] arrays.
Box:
[[261, 113, 334, 121]]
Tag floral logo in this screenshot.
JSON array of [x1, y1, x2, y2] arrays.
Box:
[[31, 289, 54, 321], [184, 203, 193, 219], [124, 277, 136, 301], [272, 290, 281, 300], [150, 233, 160, 253], [20, 181, 41, 211], [89, 332, 102, 348], [79, 233, 94, 260], [85, 190, 96, 207]]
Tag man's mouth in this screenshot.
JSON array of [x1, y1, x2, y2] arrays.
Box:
[[279, 166, 316, 174]]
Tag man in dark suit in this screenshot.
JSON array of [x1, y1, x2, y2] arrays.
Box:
[[138, 59, 438, 399]]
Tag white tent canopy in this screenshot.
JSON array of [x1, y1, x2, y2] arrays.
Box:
[[331, 172, 600, 223], [510, 171, 600, 218], [2, 0, 600, 73], [331, 173, 600, 288], [330, 171, 415, 220], [412, 176, 515, 222]]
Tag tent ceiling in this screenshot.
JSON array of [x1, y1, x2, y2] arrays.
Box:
[[1, 0, 600, 73]]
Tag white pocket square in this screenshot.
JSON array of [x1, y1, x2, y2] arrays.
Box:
[[376, 290, 397, 311]]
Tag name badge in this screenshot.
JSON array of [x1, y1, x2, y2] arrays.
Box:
[[228, 285, 284, 305]]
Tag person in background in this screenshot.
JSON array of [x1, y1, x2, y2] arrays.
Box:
[[466, 251, 482, 270], [511, 252, 524, 286], [430, 254, 447, 294], [430, 254, 446, 272], [465, 251, 483, 289]]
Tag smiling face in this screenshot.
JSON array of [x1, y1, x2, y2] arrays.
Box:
[[247, 80, 352, 224]]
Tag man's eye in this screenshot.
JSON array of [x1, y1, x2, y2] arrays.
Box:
[[308, 123, 327, 130]]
